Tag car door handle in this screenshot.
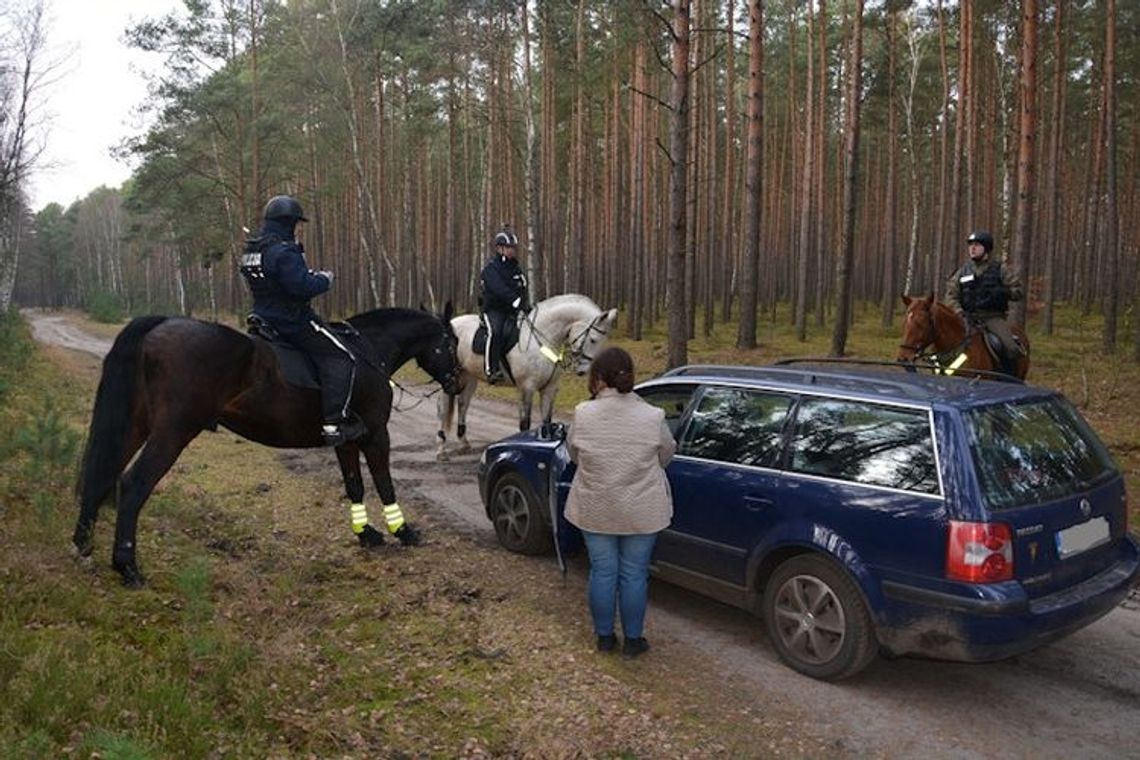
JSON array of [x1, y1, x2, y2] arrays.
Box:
[[744, 495, 773, 512]]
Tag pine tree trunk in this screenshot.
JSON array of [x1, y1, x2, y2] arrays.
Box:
[[1101, 0, 1119, 352], [1009, 0, 1037, 330], [830, 0, 863, 357], [735, 0, 763, 350], [1042, 0, 1066, 335], [667, 0, 692, 368], [880, 6, 898, 328], [795, 3, 815, 342]]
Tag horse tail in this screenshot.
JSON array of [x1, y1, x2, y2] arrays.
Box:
[[75, 316, 168, 521]]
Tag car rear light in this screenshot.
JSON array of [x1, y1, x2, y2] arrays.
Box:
[[946, 520, 1014, 583]]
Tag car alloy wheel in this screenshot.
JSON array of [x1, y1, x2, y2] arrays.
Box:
[[490, 472, 551, 555], [763, 554, 878, 680]]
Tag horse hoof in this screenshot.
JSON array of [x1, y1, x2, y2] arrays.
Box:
[[394, 524, 421, 546], [436, 450, 450, 462], [121, 574, 146, 590], [456, 443, 472, 455], [115, 566, 146, 589], [357, 524, 386, 548]]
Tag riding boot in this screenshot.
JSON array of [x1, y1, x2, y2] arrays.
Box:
[[322, 412, 368, 446], [1001, 354, 1019, 379], [485, 346, 504, 384]]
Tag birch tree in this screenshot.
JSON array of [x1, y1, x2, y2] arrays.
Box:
[[0, 0, 50, 313]]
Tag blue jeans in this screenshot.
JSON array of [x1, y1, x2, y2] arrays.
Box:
[[580, 531, 658, 640]]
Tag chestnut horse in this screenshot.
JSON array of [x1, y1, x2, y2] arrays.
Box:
[[897, 294, 1030, 380], [74, 306, 462, 587]]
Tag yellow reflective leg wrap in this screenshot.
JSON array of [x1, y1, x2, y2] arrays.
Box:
[[350, 503, 369, 534], [382, 502, 406, 533], [540, 345, 562, 364]]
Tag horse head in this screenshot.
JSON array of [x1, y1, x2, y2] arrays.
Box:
[[567, 307, 618, 375], [897, 293, 937, 364], [416, 301, 463, 395]]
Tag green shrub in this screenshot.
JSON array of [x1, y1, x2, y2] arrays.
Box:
[[0, 311, 34, 384], [9, 397, 82, 519], [87, 291, 126, 323]]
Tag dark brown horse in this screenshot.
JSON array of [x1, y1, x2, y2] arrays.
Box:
[[74, 306, 462, 587], [897, 293, 1030, 380]]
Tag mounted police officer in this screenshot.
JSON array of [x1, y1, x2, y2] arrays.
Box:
[[479, 225, 529, 384], [944, 230, 1025, 376], [239, 195, 366, 446]]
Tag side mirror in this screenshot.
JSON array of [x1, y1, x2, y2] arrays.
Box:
[[539, 421, 567, 441]]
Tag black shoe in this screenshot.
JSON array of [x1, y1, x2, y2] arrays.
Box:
[[596, 634, 618, 653], [486, 370, 505, 385], [622, 637, 650, 658], [321, 415, 368, 446]]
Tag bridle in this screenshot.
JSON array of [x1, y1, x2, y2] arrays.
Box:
[[898, 305, 938, 360], [429, 323, 464, 393], [520, 307, 609, 371], [899, 302, 972, 373], [566, 314, 609, 366], [392, 322, 462, 411]]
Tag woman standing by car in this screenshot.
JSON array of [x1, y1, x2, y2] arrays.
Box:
[[565, 347, 676, 657]]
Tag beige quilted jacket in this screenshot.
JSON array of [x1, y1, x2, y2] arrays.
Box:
[[565, 388, 676, 535]]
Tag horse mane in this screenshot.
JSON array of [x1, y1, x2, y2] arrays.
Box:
[[537, 292, 599, 310], [532, 293, 604, 323], [930, 298, 965, 329], [348, 307, 436, 330]]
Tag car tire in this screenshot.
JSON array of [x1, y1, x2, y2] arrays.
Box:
[[762, 554, 878, 681], [490, 471, 552, 555]]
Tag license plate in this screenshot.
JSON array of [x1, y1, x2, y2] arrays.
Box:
[[1055, 517, 1110, 559]]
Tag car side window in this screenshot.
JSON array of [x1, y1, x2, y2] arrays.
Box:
[[789, 398, 939, 494], [635, 385, 698, 436], [678, 387, 794, 468]]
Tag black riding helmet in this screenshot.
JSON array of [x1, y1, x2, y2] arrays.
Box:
[[493, 226, 518, 248], [264, 195, 308, 223], [966, 230, 994, 253]]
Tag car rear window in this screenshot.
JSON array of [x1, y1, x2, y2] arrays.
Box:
[[788, 398, 939, 494], [963, 397, 1118, 510]]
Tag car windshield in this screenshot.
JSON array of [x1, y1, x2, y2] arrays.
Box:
[[963, 397, 1118, 510]]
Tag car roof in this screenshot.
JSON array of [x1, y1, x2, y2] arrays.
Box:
[[642, 359, 1057, 409]]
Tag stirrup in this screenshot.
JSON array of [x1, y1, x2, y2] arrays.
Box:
[[322, 416, 367, 446]]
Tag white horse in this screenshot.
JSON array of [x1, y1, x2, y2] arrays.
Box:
[[437, 293, 618, 459]]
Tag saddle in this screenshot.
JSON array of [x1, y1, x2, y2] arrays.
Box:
[[975, 323, 1025, 377], [246, 314, 371, 390], [471, 312, 521, 358]]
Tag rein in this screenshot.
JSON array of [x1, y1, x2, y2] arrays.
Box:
[[360, 318, 461, 412], [389, 377, 446, 412]]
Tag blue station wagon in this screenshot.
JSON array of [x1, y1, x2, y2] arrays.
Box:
[[477, 362, 1140, 680]]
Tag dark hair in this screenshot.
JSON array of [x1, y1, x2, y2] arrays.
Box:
[[588, 346, 635, 395]]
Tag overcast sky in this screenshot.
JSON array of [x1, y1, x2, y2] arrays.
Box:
[[27, 0, 182, 211]]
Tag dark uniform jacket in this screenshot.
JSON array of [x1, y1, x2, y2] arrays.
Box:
[[944, 257, 1023, 320], [480, 254, 529, 313], [240, 218, 331, 332]]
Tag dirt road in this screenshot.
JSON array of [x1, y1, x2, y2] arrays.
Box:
[[29, 310, 1140, 759]]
